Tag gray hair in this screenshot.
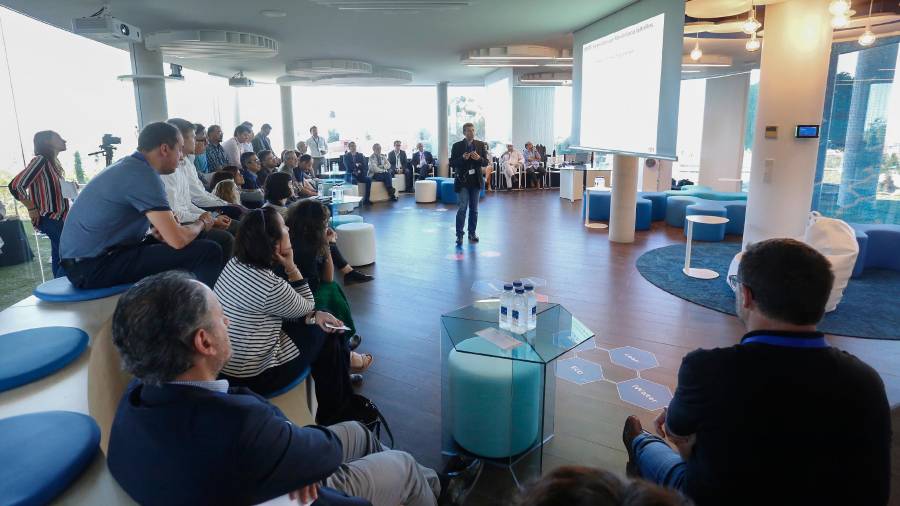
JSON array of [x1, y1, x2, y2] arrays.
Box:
[[112, 271, 211, 385]]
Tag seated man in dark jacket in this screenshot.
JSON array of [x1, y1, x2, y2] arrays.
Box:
[[107, 271, 481, 506], [622, 238, 891, 506]]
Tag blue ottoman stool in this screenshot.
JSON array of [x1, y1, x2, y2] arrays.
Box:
[[0, 327, 89, 393], [665, 196, 697, 228], [582, 191, 612, 221], [331, 214, 364, 227], [685, 204, 727, 242], [440, 181, 459, 205], [34, 277, 132, 303], [723, 201, 746, 235], [635, 199, 652, 231], [448, 338, 542, 459], [638, 192, 668, 221], [0, 411, 100, 506]]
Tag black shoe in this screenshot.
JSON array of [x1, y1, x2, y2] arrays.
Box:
[[623, 415, 644, 478], [348, 334, 362, 351], [455, 235, 463, 246], [438, 457, 483, 506], [362, 200, 372, 206], [350, 373, 363, 387], [468, 234, 479, 243], [344, 270, 374, 284]]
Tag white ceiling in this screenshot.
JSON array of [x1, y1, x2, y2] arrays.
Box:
[[0, 0, 636, 85]]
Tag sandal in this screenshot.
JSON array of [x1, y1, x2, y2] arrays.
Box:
[[350, 352, 374, 373]]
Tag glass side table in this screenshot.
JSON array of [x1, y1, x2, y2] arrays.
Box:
[[441, 300, 594, 488]]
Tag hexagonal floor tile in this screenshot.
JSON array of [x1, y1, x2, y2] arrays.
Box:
[[609, 346, 659, 372], [556, 357, 604, 385], [616, 378, 673, 411], [576, 348, 638, 383]]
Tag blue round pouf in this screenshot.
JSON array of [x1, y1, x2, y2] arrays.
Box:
[[440, 181, 459, 205], [635, 199, 652, 231], [0, 411, 100, 506], [685, 204, 727, 242], [0, 327, 89, 393], [34, 277, 132, 303], [448, 337, 542, 459]]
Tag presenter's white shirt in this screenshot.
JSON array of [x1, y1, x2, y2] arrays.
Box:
[[307, 136, 327, 158]]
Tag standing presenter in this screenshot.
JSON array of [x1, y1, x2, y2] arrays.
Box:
[[450, 122, 489, 247]]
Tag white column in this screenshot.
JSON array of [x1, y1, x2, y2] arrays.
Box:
[[744, 0, 833, 245], [609, 154, 639, 243], [280, 85, 295, 152], [128, 43, 168, 129], [698, 73, 750, 191], [437, 81, 449, 177]]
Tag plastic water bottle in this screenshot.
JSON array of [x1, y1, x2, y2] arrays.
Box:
[[524, 283, 537, 330], [317, 183, 325, 198], [511, 288, 527, 333], [512, 280, 523, 291], [498, 283, 513, 330]]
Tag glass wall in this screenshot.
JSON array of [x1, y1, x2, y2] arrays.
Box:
[[671, 78, 706, 184], [814, 37, 900, 224], [554, 86, 573, 154]]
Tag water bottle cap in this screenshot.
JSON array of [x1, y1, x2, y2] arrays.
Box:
[[524, 284, 534, 290], [515, 288, 524, 294], [503, 284, 513, 290], [512, 280, 523, 287]]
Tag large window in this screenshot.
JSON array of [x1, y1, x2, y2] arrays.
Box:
[[671, 78, 706, 184], [815, 38, 900, 224]]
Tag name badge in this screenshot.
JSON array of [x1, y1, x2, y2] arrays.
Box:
[[468, 169, 475, 175]]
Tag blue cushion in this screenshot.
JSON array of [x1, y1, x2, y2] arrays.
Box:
[[723, 202, 746, 235], [34, 277, 132, 302], [582, 191, 611, 221], [635, 199, 652, 231], [0, 327, 89, 393], [440, 181, 459, 205], [331, 215, 364, 227], [638, 192, 668, 221], [665, 196, 697, 227], [264, 367, 311, 399], [0, 411, 100, 506]]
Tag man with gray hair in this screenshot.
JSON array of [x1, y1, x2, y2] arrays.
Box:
[[107, 271, 481, 506]]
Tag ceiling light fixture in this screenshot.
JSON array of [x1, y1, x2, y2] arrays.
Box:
[[831, 14, 850, 28], [859, 0, 877, 46], [469, 55, 556, 60], [545, 63, 574, 67], [260, 9, 287, 17], [690, 34, 703, 61], [741, 2, 761, 34], [828, 0, 851, 16], [746, 32, 761, 52], [467, 63, 540, 67]]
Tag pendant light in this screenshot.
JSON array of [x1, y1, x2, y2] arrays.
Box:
[[858, 0, 876, 46], [828, 0, 851, 16], [690, 33, 703, 61], [741, 2, 761, 34], [746, 32, 761, 52]]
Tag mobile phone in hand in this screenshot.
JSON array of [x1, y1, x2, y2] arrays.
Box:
[[325, 323, 351, 331]]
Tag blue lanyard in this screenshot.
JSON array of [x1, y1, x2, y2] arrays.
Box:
[[741, 334, 829, 348]]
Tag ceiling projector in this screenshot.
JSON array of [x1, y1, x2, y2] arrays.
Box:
[[72, 15, 142, 44], [228, 73, 254, 88]]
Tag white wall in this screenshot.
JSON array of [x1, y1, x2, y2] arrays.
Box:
[[512, 87, 555, 150], [698, 73, 750, 191]]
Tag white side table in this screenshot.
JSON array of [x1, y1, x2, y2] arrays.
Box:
[[683, 215, 730, 279], [584, 187, 609, 229]]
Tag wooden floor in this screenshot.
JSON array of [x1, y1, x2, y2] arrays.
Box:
[[344, 189, 900, 504]]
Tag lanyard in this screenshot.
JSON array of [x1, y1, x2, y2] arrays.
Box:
[[741, 334, 829, 348]]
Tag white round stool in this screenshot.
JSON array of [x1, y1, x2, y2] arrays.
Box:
[[415, 180, 438, 203], [336, 223, 376, 267]]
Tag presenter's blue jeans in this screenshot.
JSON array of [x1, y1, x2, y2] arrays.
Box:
[[455, 186, 480, 237], [37, 215, 65, 278], [632, 432, 687, 491]]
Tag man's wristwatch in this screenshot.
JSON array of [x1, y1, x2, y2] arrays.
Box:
[[305, 313, 317, 325]]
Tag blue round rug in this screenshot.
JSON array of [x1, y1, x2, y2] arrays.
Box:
[[636, 243, 900, 340]]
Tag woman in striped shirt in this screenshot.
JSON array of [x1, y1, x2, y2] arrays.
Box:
[[9, 131, 70, 277], [214, 206, 370, 423]]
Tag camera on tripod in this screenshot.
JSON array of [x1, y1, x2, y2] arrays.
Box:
[[90, 133, 122, 167]]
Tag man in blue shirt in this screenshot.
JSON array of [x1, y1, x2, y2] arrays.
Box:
[[60, 122, 223, 289], [108, 271, 482, 506], [204, 125, 228, 172], [622, 238, 890, 506]]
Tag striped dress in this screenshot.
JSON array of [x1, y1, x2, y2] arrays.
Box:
[[214, 258, 316, 378], [9, 155, 69, 220]]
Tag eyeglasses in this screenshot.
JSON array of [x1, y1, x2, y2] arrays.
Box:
[[727, 274, 752, 294]]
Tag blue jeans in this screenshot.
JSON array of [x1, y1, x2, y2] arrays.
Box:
[[455, 186, 480, 237], [37, 215, 65, 278], [632, 432, 687, 490]]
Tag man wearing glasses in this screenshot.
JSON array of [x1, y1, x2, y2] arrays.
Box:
[[621, 238, 890, 506]]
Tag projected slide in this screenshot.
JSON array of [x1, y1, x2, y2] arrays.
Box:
[[579, 13, 665, 156]]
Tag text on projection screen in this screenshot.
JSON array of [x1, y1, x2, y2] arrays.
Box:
[[580, 13, 665, 155]]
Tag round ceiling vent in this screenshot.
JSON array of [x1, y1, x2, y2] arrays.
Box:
[[145, 30, 279, 59], [285, 59, 373, 78]]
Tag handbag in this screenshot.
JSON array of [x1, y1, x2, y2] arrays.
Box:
[[340, 393, 395, 448]]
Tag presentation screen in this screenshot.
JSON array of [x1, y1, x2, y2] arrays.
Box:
[[572, 0, 684, 159]]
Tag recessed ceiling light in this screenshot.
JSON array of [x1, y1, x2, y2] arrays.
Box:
[[260, 9, 287, 18]]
